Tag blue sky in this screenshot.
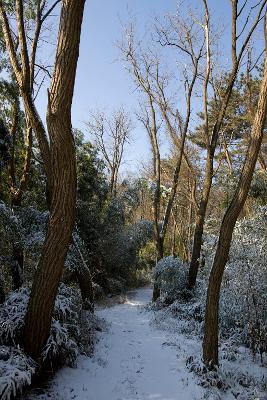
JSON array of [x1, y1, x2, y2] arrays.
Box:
[[70, 1, 214, 172], [36, 1, 263, 174]]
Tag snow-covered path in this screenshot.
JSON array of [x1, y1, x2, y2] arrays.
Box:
[[30, 287, 204, 400]]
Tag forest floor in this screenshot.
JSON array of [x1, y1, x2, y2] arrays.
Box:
[[24, 287, 266, 400]]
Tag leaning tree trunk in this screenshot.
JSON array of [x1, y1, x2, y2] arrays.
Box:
[[203, 50, 267, 368], [23, 0, 86, 360]]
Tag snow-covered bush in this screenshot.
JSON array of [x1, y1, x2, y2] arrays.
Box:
[[0, 284, 101, 367], [152, 207, 266, 361], [19, 207, 48, 255], [219, 208, 267, 358], [0, 203, 48, 290], [187, 351, 267, 400], [0, 202, 22, 245], [0, 346, 36, 400], [0, 287, 29, 345], [250, 170, 267, 203], [0, 282, 106, 398], [42, 284, 83, 366], [202, 207, 267, 358], [0, 203, 23, 288], [65, 231, 86, 274], [154, 256, 189, 301], [0, 203, 48, 259]]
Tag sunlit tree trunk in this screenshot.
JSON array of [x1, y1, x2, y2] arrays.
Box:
[[22, 0, 86, 359], [203, 46, 267, 367]]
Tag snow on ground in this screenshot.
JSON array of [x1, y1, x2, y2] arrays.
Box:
[[25, 287, 206, 400], [24, 287, 266, 400]]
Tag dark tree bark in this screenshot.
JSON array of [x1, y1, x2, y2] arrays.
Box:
[[203, 44, 267, 367], [21, 0, 86, 360], [75, 268, 94, 312]]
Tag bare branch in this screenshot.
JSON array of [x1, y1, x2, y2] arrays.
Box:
[[41, 0, 61, 23]]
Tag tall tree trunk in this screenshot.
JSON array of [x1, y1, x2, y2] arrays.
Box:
[[203, 49, 267, 367], [188, 150, 213, 288], [147, 98, 162, 301], [110, 167, 115, 197], [23, 0, 85, 360]]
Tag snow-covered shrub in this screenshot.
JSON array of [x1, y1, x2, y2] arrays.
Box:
[[0, 286, 29, 345], [203, 207, 267, 358], [19, 207, 48, 255], [43, 284, 82, 366], [250, 170, 267, 203], [43, 284, 104, 366], [0, 203, 48, 259], [154, 256, 189, 301], [219, 207, 267, 358], [0, 202, 22, 245], [0, 203, 48, 289], [186, 351, 267, 400], [65, 230, 88, 274], [0, 284, 100, 368], [43, 320, 79, 367], [0, 282, 106, 397], [0, 203, 23, 288], [0, 346, 36, 400]]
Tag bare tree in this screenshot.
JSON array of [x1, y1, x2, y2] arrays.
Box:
[[87, 107, 132, 197], [203, 13, 267, 367], [154, 10, 205, 262], [121, 8, 205, 299], [188, 0, 267, 289], [137, 102, 161, 270], [0, 0, 86, 359]]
